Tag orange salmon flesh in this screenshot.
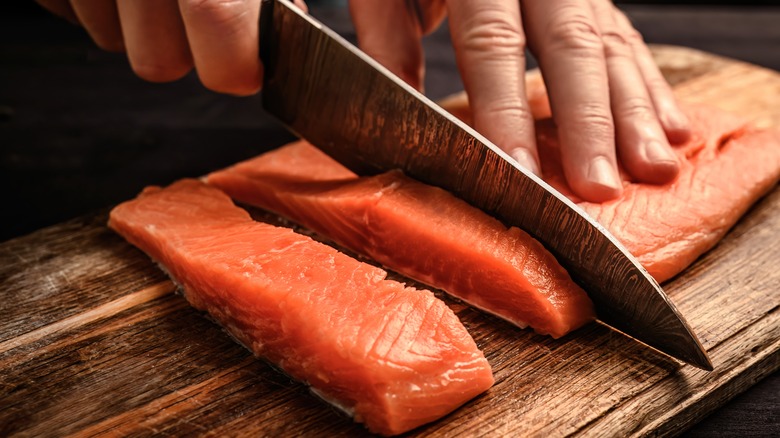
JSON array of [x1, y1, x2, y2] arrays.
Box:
[[108, 179, 494, 436]]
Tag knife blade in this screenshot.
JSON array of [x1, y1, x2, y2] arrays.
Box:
[[258, 0, 713, 371]]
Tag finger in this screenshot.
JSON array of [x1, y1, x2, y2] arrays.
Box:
[[614, 10, 691, 144], [292, 0, 308, 13], [590, 0, 679, 184], [524, 0, 621, 202], [71, 0, 125, 52], [35, 0, 79, 24], [447, 0, 539, 175], [178, 0, 263, 95], [415, 0, 448, 35], [116, 0, 193, 83], [349, 0, 425, 90]]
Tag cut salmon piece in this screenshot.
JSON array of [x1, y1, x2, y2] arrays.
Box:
[[108, 179, 494, 436], [440, 92, 780, 283], [207, 143, 596, 338]]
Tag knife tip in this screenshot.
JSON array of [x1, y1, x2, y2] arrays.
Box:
[[596, 319, 714, 372], [688, 350, 714, 371]]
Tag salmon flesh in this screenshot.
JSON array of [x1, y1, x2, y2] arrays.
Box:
[[108, 179, 494, 436]]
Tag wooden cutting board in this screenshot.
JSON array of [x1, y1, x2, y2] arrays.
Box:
[[1, 45, 778, 437]]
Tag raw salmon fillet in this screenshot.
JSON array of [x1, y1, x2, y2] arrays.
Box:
[[441, 88, 780, 282], [535, 108, 780, 282], [108, 179, 494, 436], [207, 143, 596, 338]]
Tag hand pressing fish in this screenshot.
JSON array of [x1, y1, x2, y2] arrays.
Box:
[[442, 83, 780, 283]]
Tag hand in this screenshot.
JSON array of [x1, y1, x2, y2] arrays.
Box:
[[35, 0, 307, 96], [350, 0, 691, 202], [39, 0, 687, 203]]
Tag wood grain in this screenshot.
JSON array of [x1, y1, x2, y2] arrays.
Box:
[[0, 46, 778, 437]]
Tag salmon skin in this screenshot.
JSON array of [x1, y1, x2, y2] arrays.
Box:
[[442, 90, 780, 283], [207, 143, 596, 338], [108, 179, 494, 436]]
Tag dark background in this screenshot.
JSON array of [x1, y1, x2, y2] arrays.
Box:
[[1, 2, 778, 436]]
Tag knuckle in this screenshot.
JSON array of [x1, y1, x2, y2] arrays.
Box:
[[458, 9, 525, 55], [601, 30, 632, 59], [623, 28, 644, 46], [617, 96, 655, 120], [545, 10, 603, 56], [581, 112, 613, 130], [571, 106, 614, 135], [479, 98, 535, 125], [612, 11, 645, 45]]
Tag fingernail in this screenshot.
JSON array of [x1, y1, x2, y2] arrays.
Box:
[[645, 139, 680, 182], [645, 139, 678, 164], [587, 157, 621, 192], [511, 148, 541, 176], [662, 107, 692, 144]]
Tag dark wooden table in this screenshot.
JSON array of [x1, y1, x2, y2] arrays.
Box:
[[1, 3, 778, 436]]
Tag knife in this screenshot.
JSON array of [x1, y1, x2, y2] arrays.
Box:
[[258, 0, 713, 371]]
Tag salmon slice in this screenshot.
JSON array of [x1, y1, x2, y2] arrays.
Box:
[[108, 179, 494, 436], [207, 143, 596, 338], [441, 91, 780, 283]]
